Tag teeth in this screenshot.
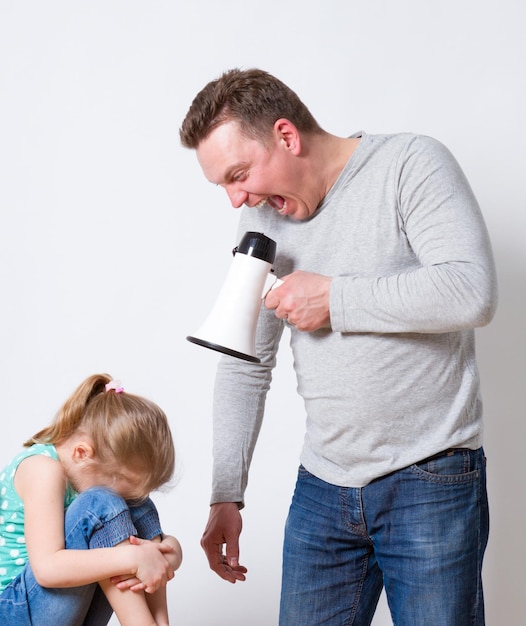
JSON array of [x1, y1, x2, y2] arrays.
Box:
[[252, 197, 287, 214], [278, 200, 287, 215]]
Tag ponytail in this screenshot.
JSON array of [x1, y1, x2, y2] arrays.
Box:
[[24, 374, 111, 447]]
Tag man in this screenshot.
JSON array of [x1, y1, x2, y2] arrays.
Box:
[[180, 68, 497, 625]]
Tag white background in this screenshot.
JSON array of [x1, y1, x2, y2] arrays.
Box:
[[1, 1, 524, 624]]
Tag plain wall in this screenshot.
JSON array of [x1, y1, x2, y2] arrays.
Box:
[[1, 1, 524, 624]]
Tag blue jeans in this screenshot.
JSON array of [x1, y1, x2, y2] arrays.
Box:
[[0, 486, 162, 626], [280, 448, 488, 626]]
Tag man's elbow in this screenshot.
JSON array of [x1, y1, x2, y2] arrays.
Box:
[[469, 287, 498, 328]]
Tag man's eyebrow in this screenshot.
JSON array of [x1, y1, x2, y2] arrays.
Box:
[[221, 161, 250, 183]]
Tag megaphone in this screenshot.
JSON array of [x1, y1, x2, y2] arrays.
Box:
[[187, 231, 281, 363]]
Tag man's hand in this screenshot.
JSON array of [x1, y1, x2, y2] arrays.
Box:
[[264, 270, 332, 331], [201, 502, 247, 583]]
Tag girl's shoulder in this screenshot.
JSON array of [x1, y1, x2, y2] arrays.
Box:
[[0, 444, 61, 515], [5, 443, 59, 473], [2, 443, 77, 509], [1, 444, 59, 496]]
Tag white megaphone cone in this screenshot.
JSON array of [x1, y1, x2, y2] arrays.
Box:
[[187, 232, 281, 363]]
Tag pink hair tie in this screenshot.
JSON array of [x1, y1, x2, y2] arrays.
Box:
[[105, 380, 124, 394]]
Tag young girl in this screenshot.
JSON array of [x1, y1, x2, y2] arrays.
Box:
[[0, 373, 182, 626]]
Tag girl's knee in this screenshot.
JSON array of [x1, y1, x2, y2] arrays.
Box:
[[66, 487, 129, 527], [78, 485, 125, 506], [65, 489, 138, 550]]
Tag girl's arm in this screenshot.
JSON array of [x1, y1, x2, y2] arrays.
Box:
[[112, 534, 182, 592], [15, 455, 172, 592], [157, 534, 183, 573]]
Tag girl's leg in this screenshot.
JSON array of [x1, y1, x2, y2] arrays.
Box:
[[83, 584, 114, 626], [128, 496, 163, 540], [0, 487, 153, 626], [0, 554, 111, 626], [66, 486, 140, 550], [63, 486, 139, 625], [67, 487, 160, 626], [128, 498, 169, 625], [98, 577, 157, 626]]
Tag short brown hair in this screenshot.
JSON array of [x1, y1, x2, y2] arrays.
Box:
[[179, 68, 322, 149]]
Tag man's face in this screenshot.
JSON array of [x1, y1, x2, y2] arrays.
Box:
[[196, 120, 317, 220]]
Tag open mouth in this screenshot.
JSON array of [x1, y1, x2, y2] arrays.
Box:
[[254, 196, 287, 214]]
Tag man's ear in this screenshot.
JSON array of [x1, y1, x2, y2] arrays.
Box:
[[274, 119, 302, 155]]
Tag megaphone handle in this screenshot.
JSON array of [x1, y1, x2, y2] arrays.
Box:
[[262, 273, 283, 298]]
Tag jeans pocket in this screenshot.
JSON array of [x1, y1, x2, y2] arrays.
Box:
[[410, 447, 484, 485]]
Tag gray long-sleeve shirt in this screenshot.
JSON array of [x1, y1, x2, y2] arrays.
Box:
[[211, 132, 497, 504]]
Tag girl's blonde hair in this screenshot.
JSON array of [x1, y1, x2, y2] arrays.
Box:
[[25, 374, 175, 499]]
